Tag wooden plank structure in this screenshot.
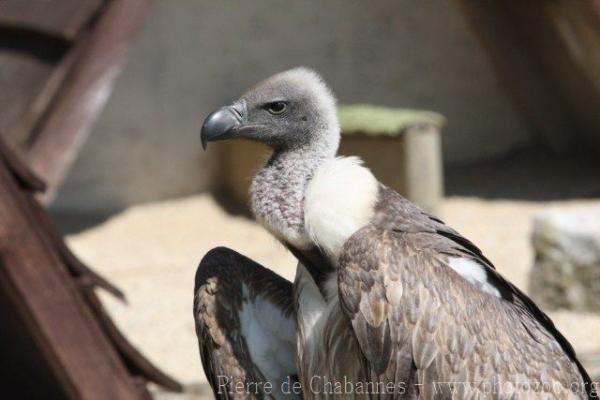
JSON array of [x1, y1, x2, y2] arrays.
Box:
[[0, 139, 182, 398], [0, 0, 154, 202], [0, 0, 102, 148], [0, 0, 182, 398]]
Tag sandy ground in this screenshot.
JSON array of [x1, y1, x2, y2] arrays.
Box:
[[66, 194, 600, 395]]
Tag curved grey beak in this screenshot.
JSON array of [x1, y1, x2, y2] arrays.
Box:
[[200, 105, 243, 150]]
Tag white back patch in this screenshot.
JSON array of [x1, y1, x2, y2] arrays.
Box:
[[239, 284, 298, 399], [304, 157, 379, 262], [448, 257, 501, 298]]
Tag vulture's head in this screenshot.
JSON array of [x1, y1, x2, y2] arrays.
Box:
[[201, 67, 340, 153]]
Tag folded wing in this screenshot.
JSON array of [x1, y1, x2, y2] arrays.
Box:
[[194, 247, 300, 399], [338, 189, 592, 398]]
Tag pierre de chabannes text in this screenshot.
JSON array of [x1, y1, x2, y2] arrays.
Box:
[[216, 375, 598, 396]]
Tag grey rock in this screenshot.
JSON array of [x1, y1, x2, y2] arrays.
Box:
[[530, 208, 600, 311]]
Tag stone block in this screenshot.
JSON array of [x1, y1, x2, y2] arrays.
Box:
[[530, 208, 600, 311]]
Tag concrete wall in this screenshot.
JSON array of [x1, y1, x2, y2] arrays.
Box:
[[54, 0, 531, 213]]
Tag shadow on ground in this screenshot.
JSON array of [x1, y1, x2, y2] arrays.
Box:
[[445, 146, 600, 200], [50, 209, 118, 235]]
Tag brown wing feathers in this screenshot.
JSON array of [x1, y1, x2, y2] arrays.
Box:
[[338, 187, 594, 398], [194, 186, 594, 398], [193, 247, 296, 399]]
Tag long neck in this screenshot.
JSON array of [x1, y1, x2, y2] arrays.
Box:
[[268, 141, 333, 178], [250, 138, 337, 250]]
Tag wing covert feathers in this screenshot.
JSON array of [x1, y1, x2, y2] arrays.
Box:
[[193, 247, 298, 399], [338, 222, 591, 398]]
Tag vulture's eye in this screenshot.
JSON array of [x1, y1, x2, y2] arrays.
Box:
[[265, 101, 288, 115]]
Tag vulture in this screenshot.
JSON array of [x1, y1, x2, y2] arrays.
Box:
[[196, 68, 595, 399]]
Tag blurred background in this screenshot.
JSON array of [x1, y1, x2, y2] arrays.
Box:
[[1, 0, 600, 398]]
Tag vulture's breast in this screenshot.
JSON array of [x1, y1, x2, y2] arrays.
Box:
[[294, 264, 367, 399], [304, 156, 379, 263]]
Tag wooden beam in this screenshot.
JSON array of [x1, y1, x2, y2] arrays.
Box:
[[0, 147, 144, 399], [83, 287, 183, 392], [0, 0, 103, 41], [5, 30, 79, 149], [0, 137, 45, 192], [0, 133, 182, 396], [27, 0, 153, 203], [0, 0, 103, 147]]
